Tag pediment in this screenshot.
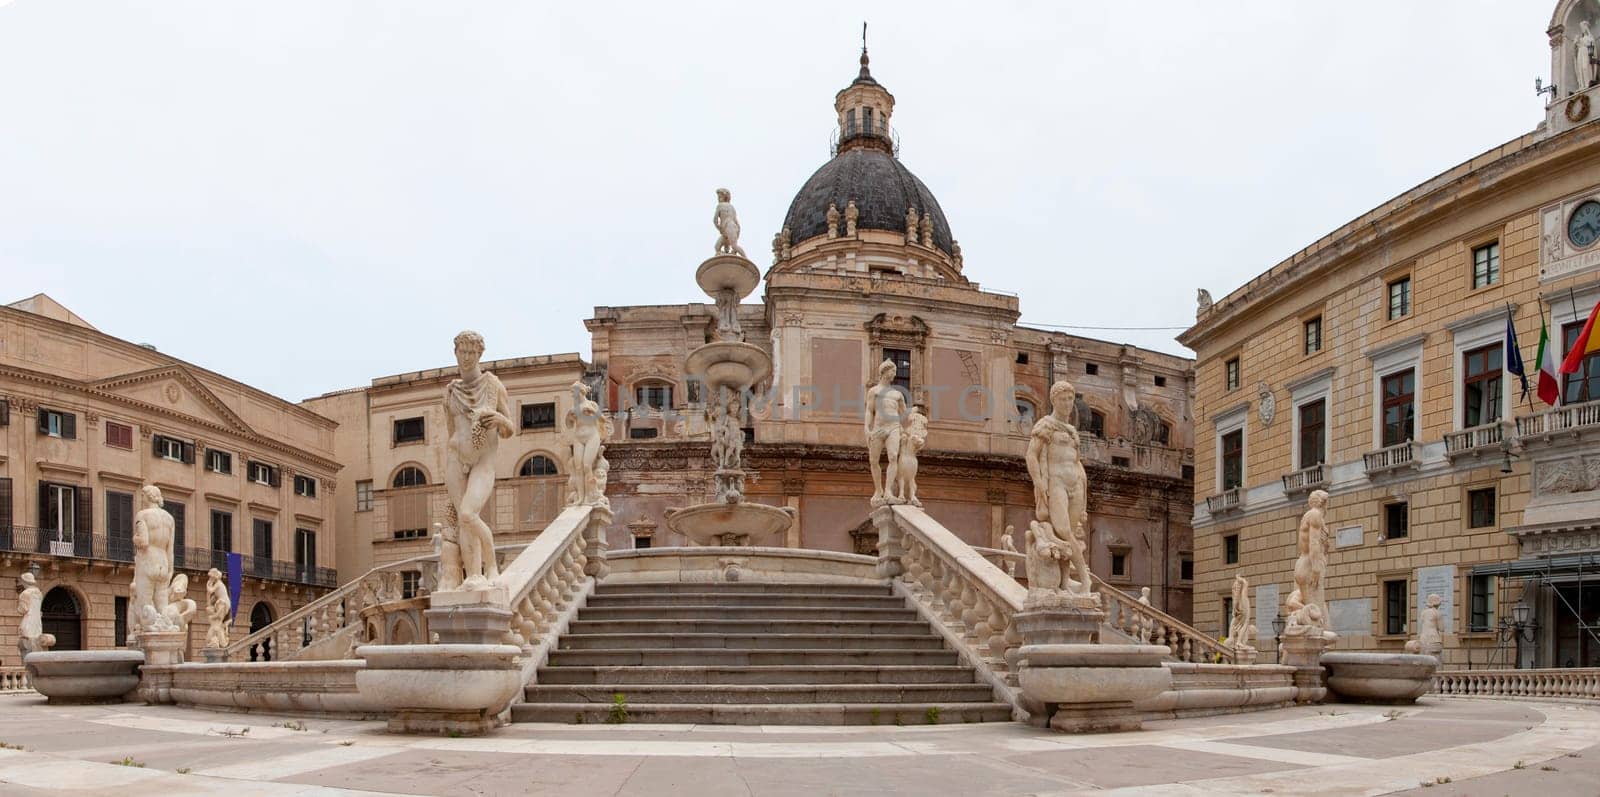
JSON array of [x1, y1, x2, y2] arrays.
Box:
[[91, 366, 254, 435]]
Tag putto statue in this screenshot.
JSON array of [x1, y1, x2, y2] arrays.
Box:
[[130, 484, 175, 641], [205, 568, 231, 649], [1023, 381, 1094, 602], [1229, 574, 1257, 653], [1284, 489, 1336, 639], [713, 188, 748, 259], [844, 200, 859, 236], [894, 404, 928, 507], [563, 380, 612, 508], [444, 330, 514, 590], [164, 573, 198, 637], [865, 359, 907, 506], [16, 572, 55, 658]]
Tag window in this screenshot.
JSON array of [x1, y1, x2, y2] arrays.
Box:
[[1084, 363, 1099, 376], [40, 483, 76, 544], [1154, 422, 1171, 446], [629, 427, 659, 439], [1223, 534, 1239, 565], [883, 348, 912, 393], [1224, 358, 1241, 391], [355, 480, 373, 512], [105, 421, 133, 450], [1111, 455, 1131, 468], [519, 455, 559, 477], [1468, 486, 1497, 528], [294, 528, 316, 578], [1016, 352, 1029, 365], [1472, 242, 1500, 288], [634, 383, 673, 411], [106, 490, 134, 562], [1561, 322, 1600, 403], [36, 408, 76, 439], [1082, 409, 1105, 438], [206, 449, 232, 475], [1220, 429, 1244, 491], [114, 595, 129, 647], [393, 528, 428, 540], [1180, 556, 1194, 581], [1469, 575, 1495, 632], [1384, 579, 1408, 635], [293, 475, 317, 498], [393, 417, 425, 444], [0, 399, 7, 426], [634, 535, 652, 550], [1154, 375, 1166, 387], [1015, 400, 1036, 427], [1304, 316, 1323, 355], [392, 466, 427, 489], [210, 510, 233, 553], [252, 519, 273, 559], [1381, 370, 1416, 447], [154, 434, 191, 463], [846, 108, 857, 136], [1298, 399, 1326, 470], [247, 461, 278, 486], [521, 402, 556, 430], [1222, 597, 1234, 638], [1384, 501, 1409, 540], [1462, 344, 1503, 427], [1110, 552, 1127, 577], [1387, 276, 1412, 319], [1182, 464, 1195, 481], [401, 571, 421, 600]]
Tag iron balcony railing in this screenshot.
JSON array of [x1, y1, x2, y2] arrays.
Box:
[[0, 525, 335, 588]]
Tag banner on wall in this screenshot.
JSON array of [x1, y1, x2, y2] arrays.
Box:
[[227, 552, 243, 622]]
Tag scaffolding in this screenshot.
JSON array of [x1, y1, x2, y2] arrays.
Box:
[[1470, 551, 1600, 669]]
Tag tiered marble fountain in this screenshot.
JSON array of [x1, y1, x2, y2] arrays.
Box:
[[665, 194, 797, 546]]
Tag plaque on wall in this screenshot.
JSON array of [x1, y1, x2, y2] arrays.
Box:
[[1415, 564, 1456, 633], [1328, 598, 1371, 638], [1335, 525, 1363, 548], [1255, 583, 1280, 640]]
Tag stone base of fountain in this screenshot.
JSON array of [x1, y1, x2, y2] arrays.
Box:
[[665, 501, 797, 546]]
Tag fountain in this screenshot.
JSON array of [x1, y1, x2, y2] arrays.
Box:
[[664, 189, 797, 546]]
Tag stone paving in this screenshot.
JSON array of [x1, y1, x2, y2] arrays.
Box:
[[0, 696, 1596, 795]]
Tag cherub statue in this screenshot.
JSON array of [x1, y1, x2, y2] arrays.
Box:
[[163, 573, 198, 637], [713, 188, 748, 258], [894, 404, 928, 507], [204, 568, 231, 649]]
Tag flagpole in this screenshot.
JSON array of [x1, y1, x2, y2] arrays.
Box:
[[1568, 287, 1581, 407]]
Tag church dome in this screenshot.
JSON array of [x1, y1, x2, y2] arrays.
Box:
[[781, 148, 955, 256]]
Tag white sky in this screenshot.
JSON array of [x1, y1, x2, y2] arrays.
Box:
[[0, 1, 1558, 403]]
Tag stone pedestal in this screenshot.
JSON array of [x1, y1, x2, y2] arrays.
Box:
[[426, 587, 512, 645], [201, 647, 226, 663], [356, 644, 524, 735], [1279, 633, 1335, 703], [25, 650, 144, 704], [1013, 594, 1171, 733], [131, 630, 188, 704]]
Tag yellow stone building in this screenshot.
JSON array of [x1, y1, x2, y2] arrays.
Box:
[[1183, 0, 1600, 667]]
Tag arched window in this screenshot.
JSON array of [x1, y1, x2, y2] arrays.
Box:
[[392, 466, 427, 489], [1084, 410, 1106, 438], [1154, 421, 1171, 446], [248, 601, 276, 662], [519, 455, 559, 477], [1015, 399, 1037, 427], [41, 587, 82, 651]]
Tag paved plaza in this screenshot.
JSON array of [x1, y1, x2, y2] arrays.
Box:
[[0, 697, 1596, 796]]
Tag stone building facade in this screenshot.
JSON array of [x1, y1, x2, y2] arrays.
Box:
[[0, 295, 341, 660], [1182, 0, 1600, 666]]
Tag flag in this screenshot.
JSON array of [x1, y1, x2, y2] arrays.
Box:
[[227, 551, 243, 621], [1537, 309, 1561, 406], [1559, 295, 1600, 374], [1505, 306, 1527, 401]]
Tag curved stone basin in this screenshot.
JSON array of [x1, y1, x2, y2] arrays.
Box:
[[1321, 651, 1438, 704], [666, 501, 797, 546], [685, 342, 772, 392], [696, 255, 761, 298], [25, 650, 144, 704]]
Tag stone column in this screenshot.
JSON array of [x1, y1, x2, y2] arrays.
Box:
[[1014, 594, 1171, 733], [1279, 634, 1333, 703]]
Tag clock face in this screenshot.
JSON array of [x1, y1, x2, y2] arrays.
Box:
[[1570, 200, 1600, 249]]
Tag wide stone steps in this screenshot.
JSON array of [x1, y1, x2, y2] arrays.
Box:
[[518, 580, 1008, 725]]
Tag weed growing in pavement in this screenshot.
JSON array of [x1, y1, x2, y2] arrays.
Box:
[[111, 757, 145, 768], [176, 767, 191, 775], [924, 707, 940, 725], [607, 692, 629, 725], [1514, 760, 1527, 770]]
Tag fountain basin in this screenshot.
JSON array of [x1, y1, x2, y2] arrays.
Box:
[[26, 650, 144, 704], [1321, 652, 1438, 704], [666, 502, 796, 546], [685, 342, 772, 392], [696, 255, 761, 299]]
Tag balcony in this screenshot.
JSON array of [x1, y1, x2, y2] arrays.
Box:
[[1515, 399, 1600, 445], [1205, 488, 1244, 515], [1281, 463, 1328, 495], [0, 525, 335, 588], [1444, 421, 1508, 461], [1364, 440, 1420, 477]]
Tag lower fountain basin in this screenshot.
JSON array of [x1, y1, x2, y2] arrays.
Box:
[[685, 342, 772, 392], [1321, 652, 1439, 704], [666, 501, 796, 546]]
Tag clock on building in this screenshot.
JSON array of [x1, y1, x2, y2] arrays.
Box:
[[1570, 200, 1600, 248]]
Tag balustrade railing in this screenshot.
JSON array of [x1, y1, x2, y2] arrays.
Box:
[[1281, 463, 1326, 494], [0, 525, 333, 587], [1444, 421, 1507, 459], [1516, 399, 1600, 439], [1097, 580, 1234, 664], [1205, 488, 1243, 514], [1432, 667, 1600, 701], [1363, 440, 1420, 475], [499, 505, 610, 659], [0, 667, 31, 692]]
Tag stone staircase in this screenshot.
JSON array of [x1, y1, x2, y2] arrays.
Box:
[[512, 580, 1013, 725]]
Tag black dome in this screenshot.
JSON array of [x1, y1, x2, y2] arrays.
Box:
[[781, 148, 954, 256]]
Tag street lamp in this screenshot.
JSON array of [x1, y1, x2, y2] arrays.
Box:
[[1499, 600, 1538, 668], [1270, 612, 1286, 663]]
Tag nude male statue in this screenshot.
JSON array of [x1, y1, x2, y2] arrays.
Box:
[[131, 484, 175, 638], [713, 188, 748, 259], [865, 359, 907, 505], [444, 330, 514, 589], [1024, 381, 1093, 596]]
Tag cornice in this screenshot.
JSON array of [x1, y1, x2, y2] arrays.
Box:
[[90, 364, 254, 436]]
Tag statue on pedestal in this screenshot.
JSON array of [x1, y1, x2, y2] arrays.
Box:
[[1136, 587, 1154, 642], [905, 206, 919, 242], [131, 485, 175, 641], [713, 188, 748, 259], [1023, 381, 1094, 603], [1000, 527, 1019, 577], [1417, 593, 1445, 657], [1577, 20, 1597, 91], [865, 360, 907, 506], [164, 573, 198, 637], [205, 568, 231, 649], [826, 203, 840, 239], [444, 331, 514, 590], [1284, 489, 1336, 639], [1229, 574, 1256, 652], [563, 380, 612, 508], [844, 200, 859, 236], [17, 573, 55, 658], [894, 404, 928, 507], [919, 211, 933, 247]]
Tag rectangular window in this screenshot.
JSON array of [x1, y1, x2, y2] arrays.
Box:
[[0, 399, 8, 426], [1220, 429, 1244, 491], [393, 528, 429, 540], [1472, 242, 1500, 288], [355, 480, 373, 512], [1381, 370, 1416, 447], [634, 535, 652, 550], [401, 571, 421, 600], [1384, 579, 1408, 635], [293, 475, 317, 498], [1223, 534, 1239, 565], [253, 518, 273, 560], [106, 490, 134, 562], [1084, 363, 1098, 376], [629, 427, 659, 440], [153, 434, 189, 463], [1153, 375, 1166, 387], [37, 408, 76, 439], [114, 596, 128, 647], [294, 528, 316, 579], [1180, 556, 1194, 581], [520, 402, 556, 430], [210, 510, 233, 553], [1468, 486, 1496, 528], [883, 348, 912, 393], [1387, 276, 1412, 320], [1469, 575, 1495, 632], [393, 417, 425, 444], [634, 384, 673, 411], [1110, 552, 1127, 577], [1111, 455, 1131, 468], [105, 421, 133, 450], [1561, 322, 1600, 403], [206, 449, 232, 475], [1384, 501, 1409, 540], [247, 461, 277, 486], [40, 483, 77, 545], [1298, 399, 1326, 470], [1224, 358, 1241, 391], [1463, 344, 1503, 427], [1222, 597, 1234, 638], [1304, 316, 1323, 355]]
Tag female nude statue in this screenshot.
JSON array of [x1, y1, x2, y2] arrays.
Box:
[[563, 380, 611, 508]]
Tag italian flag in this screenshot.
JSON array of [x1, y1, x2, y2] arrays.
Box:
[[1560, 295, 1600, 376], [1537, 309, 1561, 406]]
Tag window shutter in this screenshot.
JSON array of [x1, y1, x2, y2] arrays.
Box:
[[269, 467, 280, 488], [169, 502, 186, 564], [36, 483, 49, 554], [61, 413, 75, 440], [0, 399, 9, 426], [75, 486, 92, 557], [181, 442, 195, 464], [0, 477, 11, 550], [153, 435, 164, 457], [37, 409, 48, 434]]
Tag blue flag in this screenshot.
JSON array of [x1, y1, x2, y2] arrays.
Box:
[[226, 552, 243, 621], [1505, 306, 1528, 402]]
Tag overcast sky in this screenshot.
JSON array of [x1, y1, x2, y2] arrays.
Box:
[[0, 1, 1558, 403]]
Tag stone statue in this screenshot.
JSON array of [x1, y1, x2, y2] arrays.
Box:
[[563, 380, 612, 508], [826, 203, 841, 239], [778, 226, 792, 260], [204, 568, 231, 649], [1577, 21, 1597, 91], [771, 230, 782, 262], [1284, 489, 1335, 639], [844, 200, 859, 236], [951, 240, 963, 270], [865, 359, 907, 506], [443, 330, 514, 590], [1000, 527, 1018, 577], [433, 514, 464, 592], [130, 484, 175, 640], [1418, 593, 1445, 657], [16, 573, 55, 658], [713, 188, 748, 259], [1024, 381, 1093, 599], [163, 573, 198, 637], [905, 206, 919, 242], [894, 404, 928, 507], [919, 211, 933, 247], [1197, 289, 1213, 314], [1136, 586, 1155, 643], [1229, 574, 1256, 652]]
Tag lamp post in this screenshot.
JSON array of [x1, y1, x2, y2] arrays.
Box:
[[1498, 600, 1538, 669], [1270, 612, 1286, 664]]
